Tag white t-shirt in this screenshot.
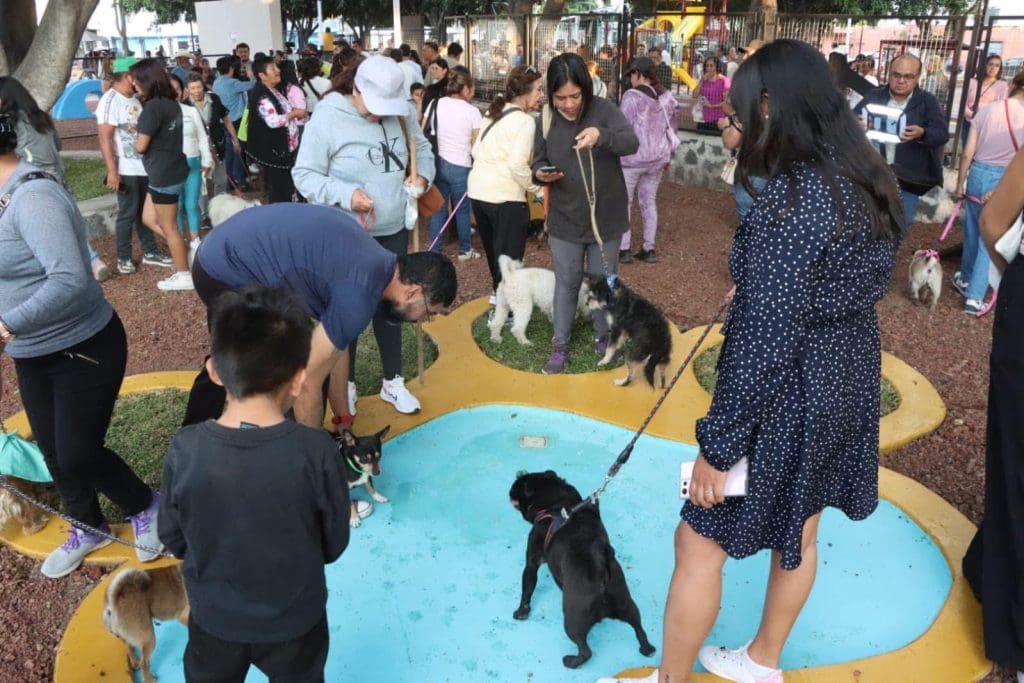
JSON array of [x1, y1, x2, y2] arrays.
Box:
[[400, 60, 424, 100], [436, 97, 482, 168], [95, 89, 147, 176]]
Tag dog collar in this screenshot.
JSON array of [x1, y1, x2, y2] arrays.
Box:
[[919, 249, 940, 260], [344, 454, 365, 476]]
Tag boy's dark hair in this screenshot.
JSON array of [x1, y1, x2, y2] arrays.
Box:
[[396, 252, 458, 307], [446, 42, 463, 59], [216, 55, 233, 75], [209, 286, 314, 399]]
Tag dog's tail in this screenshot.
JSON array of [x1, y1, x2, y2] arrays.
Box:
[[103, 567, 152, 630], [497, 255, 522, 284], [644, 341, 673, 388]]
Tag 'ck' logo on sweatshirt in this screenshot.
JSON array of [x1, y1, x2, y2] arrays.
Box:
[[367, 134, 405, 173]]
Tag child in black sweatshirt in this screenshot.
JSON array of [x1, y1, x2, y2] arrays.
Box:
[[158, 286, 350, 682]]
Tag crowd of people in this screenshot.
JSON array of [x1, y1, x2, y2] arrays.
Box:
[[3, 30, 1024, 683]]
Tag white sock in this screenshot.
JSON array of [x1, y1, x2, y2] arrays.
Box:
[[742, 646, 779, 677]]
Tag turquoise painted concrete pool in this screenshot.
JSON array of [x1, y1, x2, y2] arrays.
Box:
[[146, 405, 952, 682]]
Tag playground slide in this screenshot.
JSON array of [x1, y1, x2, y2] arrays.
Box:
[[636, 14, 703, 90]]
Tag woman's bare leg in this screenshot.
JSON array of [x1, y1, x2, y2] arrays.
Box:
[[657, 521, 728, 683], [746, 513, 822, 669], [143, 195, 189, 272]]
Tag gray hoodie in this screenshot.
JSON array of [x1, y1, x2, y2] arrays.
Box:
[[292, 92, 435, 237]]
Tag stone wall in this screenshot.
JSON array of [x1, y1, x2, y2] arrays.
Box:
[[667, 130, 958, 225]]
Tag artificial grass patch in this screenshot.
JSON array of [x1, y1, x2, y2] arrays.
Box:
[[63, 156, 108, 201], [471, 311, 623, 374], [693, 343, 901, 417], [352, 323, 438, 395]]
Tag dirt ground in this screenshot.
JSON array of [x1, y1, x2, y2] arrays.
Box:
[[0, 181, 1010, 681]]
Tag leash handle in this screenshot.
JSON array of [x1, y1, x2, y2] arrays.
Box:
[[427, 192, 469, 251]]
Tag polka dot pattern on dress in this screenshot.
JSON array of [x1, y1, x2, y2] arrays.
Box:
[[683, 164, 900, 570]]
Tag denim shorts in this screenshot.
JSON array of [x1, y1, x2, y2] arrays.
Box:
[[148, 181, 185, 205]]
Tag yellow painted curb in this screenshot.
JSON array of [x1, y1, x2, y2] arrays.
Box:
[[6, 298, 981, 682]]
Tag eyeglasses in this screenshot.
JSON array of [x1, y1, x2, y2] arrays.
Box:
[[890, 70, 919, 81]]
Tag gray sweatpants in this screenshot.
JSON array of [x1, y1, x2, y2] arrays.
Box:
[[548, 235, 619, 348]]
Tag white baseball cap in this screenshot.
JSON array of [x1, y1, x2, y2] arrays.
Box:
[[354, 55, 409, 116]]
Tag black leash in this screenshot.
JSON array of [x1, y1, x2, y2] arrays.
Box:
[[560, 295, 732, 523]]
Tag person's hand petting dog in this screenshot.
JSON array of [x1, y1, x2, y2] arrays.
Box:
[[689, 453, 728, 509]]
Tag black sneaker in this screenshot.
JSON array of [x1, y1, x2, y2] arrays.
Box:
[[142, 252, 174, 268], [951, 271, 968, 298], [618, 249, 633, 263], [116, 258, 136, 274], [634, 249, 658, 263]]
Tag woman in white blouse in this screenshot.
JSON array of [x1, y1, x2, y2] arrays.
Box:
[[170, 74, 212, 258]]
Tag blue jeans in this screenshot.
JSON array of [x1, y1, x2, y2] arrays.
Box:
[[429, 158, 472, 253], [962, 161, 1005, 301], [902, 191, 921, 228], [176, 156, 203, 237], [734, 176, 769, 222], [223, 134, 247, 191]]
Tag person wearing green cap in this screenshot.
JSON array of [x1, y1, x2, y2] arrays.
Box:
[[96, 55, 172, 275]]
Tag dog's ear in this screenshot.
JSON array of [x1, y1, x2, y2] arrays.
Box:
[[376, 425, 391, 441], [515, 469, 529, 479], [543, 470, 558, 478], [340, 429, 357, 447]]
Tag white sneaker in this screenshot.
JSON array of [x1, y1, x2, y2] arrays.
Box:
[[595, 670, 659, 683], [188, 237, 201, 269], [347, 381, 358, 416], [698, 642, 784, 683], [91, 258, 111, 282], [380, 375, 421, 414], [157, 271, 195, 292], [458, 248, 481, 261], [355, 500, 372, 519], [40, 526, 112, 579]]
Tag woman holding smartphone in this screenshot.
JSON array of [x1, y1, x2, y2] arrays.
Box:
[[599, 40, 903, 683]]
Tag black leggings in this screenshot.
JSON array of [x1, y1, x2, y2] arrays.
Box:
[[347, 230, 407, 382], [261, 164, 295, 204], [471, 199, 529, 293], [13, 313, 151, 528]]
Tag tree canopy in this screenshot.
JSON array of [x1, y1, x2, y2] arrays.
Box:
[[118, 0, 196, 24]]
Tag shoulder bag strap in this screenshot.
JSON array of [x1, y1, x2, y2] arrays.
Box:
[[479, 106, 523, 143], [1006, 100, 1020, 151], [397, 116, 416, 178], [0, 172, 55, 219]]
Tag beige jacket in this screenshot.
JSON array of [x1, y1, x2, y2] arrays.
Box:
[[467, 104, 540, 204]]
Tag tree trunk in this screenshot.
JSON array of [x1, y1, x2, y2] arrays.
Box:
[[114, 0, 129, 55], [13, 0, 101, 111], [540, 0, 567, 17], [0, 0, 38, 74]]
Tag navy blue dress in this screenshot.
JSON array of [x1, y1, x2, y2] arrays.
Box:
[[683, 164, 900, 570]]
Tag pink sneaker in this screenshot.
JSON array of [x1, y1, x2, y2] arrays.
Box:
[[698, 642, 784, 683]]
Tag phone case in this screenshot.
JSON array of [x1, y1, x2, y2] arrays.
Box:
[[680, 457, 749, 500]]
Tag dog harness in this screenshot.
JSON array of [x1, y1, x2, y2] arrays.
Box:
[[531, 501, 594, 552], [918, 249, 940, 261]]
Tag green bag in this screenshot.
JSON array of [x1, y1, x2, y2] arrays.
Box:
[[237, 106, 250, 143], [0, 428, 53, 483]]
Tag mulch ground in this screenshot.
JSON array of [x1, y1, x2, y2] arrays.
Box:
[[0, 181, 1009, 682]]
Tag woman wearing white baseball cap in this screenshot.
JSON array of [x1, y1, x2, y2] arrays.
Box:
[[293, 54, 436, 419]]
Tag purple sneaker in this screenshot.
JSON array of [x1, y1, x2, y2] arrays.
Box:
[[128, 491, 164, 562], [542, 348, 569, 375], [40, 525, 113, 578], [594, 334, 610, 357]]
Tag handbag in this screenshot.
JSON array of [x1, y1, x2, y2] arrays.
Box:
[[397, 117, 444, 219], [720, 153, 737, 186]]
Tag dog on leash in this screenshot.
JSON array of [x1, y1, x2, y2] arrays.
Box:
[[0, 477, 57, 536], [489, 255, 589, 346], [208, 193, 261, 227], [336, 426, 391, 528], [102, 566, 190, 683], [909, 249, 942, 311], [509, 470, 656, 669], [585, 276, 673, 388]]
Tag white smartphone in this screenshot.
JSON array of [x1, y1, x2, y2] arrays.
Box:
[[680, 457, 749, 500]]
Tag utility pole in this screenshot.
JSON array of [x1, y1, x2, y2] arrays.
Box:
[[394, 0, 403, 46]]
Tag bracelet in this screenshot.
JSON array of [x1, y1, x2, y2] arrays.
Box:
[[331, 414, 354, 428]]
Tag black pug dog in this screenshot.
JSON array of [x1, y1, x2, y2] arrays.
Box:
[[585, 275, 673, 388], [508, 470, 656, 669]]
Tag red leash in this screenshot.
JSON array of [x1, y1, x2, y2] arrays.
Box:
[[427, 192, 469, 252]]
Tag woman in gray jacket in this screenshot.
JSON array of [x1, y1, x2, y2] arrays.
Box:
[[532, 53, 639, 374], [292, 55, 435, 417]]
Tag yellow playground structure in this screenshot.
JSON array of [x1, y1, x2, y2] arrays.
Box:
[[635, 13, 706, 90]]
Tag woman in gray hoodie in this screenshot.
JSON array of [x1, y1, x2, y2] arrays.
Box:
[[292, 55, 435, 417]]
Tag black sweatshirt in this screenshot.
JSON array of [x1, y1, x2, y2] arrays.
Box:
[[532, 96, 640, 244], [158, 420, 350, 642]]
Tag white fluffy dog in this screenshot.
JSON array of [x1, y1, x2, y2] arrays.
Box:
[[208, 193, 261, 227], [489, 255, 589, 346]]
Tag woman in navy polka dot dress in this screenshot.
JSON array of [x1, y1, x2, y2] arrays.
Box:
[[598, 41, 906, 683]]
